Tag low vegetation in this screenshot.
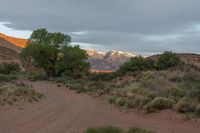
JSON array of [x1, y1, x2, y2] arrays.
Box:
[[24, 72, 47, 81], [0, 79, 43, 106], [0, 63, 20, 74], [84, 126, 156, 133], [55, 51, 200, 119], [109, 67, 200, 116], [0, 63, 43, 106], [117, 51, 182, 74]]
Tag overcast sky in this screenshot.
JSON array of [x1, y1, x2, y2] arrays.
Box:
[[0, 0, 200, 53]]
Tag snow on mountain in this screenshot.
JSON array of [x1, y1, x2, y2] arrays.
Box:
[[86, 49, 136, 70]]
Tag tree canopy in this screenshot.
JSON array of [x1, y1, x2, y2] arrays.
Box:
[[21, 28, 89, 77], [117, 56, 151, 74], [116, 51, 182, 74], [156, 51, 182, 70]]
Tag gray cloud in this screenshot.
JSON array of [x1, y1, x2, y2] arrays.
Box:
[[0, 0, 200, 53]]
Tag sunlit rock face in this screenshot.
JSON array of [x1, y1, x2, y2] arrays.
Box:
[[0, 33, 28, 48]]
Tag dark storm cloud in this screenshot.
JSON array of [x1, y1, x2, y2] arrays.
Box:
[[0, 0, 200, 53]]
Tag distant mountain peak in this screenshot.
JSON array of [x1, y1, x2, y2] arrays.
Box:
[[86, 49, 136, 70], [106, 50, 135, 58], [86, 49, 106, 60]]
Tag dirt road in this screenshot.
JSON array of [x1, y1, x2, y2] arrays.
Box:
[[0, 81, 199, 133]]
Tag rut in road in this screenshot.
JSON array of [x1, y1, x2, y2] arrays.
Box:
[[0, 81, 200, 133]]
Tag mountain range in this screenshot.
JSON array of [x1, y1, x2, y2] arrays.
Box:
[[0, 33, 135, 71], [1, 33, 199, 71], [87, 49, 135, 70]]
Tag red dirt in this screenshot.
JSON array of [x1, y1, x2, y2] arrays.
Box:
[[0, 81, 200, 133]]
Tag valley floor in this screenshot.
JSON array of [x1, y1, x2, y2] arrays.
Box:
[[0, 81, 200, 133]]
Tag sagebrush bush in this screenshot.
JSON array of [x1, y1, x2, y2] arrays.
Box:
[[175, 97, 190, 113], [127, 127, 156, 133], [167, 87, 183, 98], [196, 104, 200, 115], [0, 74, 17, 82], [85, 126, 124, 133], [0, 63, 20, 74], [0, 75, 9, 82], [25, 72, 47, 81], [115, 97, 127, 106], [109, 96, 118, 104], [0, 82, 43, 105], [124, 99, 135, 108], [88, 73, 115, 81], [144, 97, 173, 112], [139, 97, 151, 107], [84, 126, 156, 133]]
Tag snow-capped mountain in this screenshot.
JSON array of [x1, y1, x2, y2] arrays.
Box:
[[86, 49, 105, 60], [86, 50, 136, 70]]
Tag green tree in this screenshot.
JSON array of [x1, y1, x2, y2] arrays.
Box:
[[156, 51, 182, 70], [117, 56, 151, 74], [21, 28, 89, 77]]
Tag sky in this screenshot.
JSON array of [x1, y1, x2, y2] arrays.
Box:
[[0, 0, 200, 53]]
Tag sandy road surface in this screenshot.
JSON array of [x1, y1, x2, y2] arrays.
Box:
[[0, 81, 200, 133]]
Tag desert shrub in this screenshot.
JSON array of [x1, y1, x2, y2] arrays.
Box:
[[167, 87, 184, 98], [115, 97, 127, 106], [0, 74, 17, 82], [118, 56, 151, 74], [85, 126, 124, 133], [0, 82, 43, 105], [0, 63, 20, 74], [169, 76, 183, 83], [195, 104, 200, 115], [14, 85, 43, 100], [0, 87, 6, 95], [109, 96, 135, 108], [25, 72, 47, 81], [175, 97, 191, 113], [180, 71, 200, 98], [124, 99, 135, 108], [109, 96, 119, 104], [88, 73, 114, 81], [144, 97, 173, 112], [182, 70, 200, 82], [0, 75, 9, 82], [84, 126, 156, 133], [127, 127, 156, 133], [156, 51, 182, 70], [68, 82, 83, 90], [139, 97, 151, 107], [89, 81, 107, 90], [138, 73, 176, 97]]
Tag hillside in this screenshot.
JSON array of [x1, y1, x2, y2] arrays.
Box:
[[0, 33, 27, 48], [0, 37, 21, 53], [0, 37, 21, 64]]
